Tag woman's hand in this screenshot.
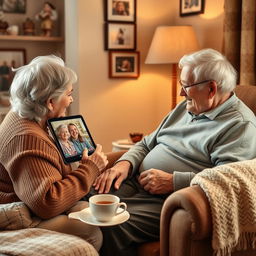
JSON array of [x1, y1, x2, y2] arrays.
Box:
[[81, 144, 108, 172], [93, 160, 131, 193]]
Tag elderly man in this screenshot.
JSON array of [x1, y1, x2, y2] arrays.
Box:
[[92, 48, 256, 255]]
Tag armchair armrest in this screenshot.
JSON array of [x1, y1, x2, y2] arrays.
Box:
[[106, 150, 127, 169], [160, 185, 213, 256]]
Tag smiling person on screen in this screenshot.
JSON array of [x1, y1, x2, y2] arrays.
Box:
[[68, 123, 95, 154], [56, 124, 77, 157]]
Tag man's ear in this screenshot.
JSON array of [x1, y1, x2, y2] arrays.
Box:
[[209, 81, 217, 98], [46, 98, 54, 111]]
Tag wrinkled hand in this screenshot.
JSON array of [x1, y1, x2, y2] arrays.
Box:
[[138, 169, 173, 194], [81, 144, 108, 173], [93, 160, 131, 194]]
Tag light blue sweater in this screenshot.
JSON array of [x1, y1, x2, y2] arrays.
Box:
[[119, 94, 256, 191]]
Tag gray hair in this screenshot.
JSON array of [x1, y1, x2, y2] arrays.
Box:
[[55, 124, 68, 138], [179, 48, 237, 93], [10, 55, 77, 122]]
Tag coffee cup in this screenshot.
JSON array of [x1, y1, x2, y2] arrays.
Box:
[[89, 194, 127, 222]]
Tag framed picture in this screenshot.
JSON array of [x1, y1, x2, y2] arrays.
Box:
[[104, 0, 136, 22], [105, 23, 136, 50], [180, 0, 205, 17], [0, 48, 26, 97], [0, 0, 26, 13], [109, 51, 140, 78]]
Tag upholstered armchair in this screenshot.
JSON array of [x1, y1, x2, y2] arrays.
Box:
[[106, 85, 256, 256], [160, 85, 256, 256]]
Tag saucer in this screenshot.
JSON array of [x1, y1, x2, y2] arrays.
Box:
[[68, 207, 130, 226]]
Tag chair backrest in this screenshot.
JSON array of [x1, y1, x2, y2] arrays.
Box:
[[235, 85, 256, 115]]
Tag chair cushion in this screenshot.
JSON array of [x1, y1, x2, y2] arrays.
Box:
[[138, 241, 160, 256]]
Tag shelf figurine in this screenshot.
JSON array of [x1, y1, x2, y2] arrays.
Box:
[[35, 1, 57, 37], [6, 25, 19, 35], [0, 11, 8, 35], [22, 17, 35, 35]]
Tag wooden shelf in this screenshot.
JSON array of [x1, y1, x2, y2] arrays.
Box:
[[0, 35, 64, 42]]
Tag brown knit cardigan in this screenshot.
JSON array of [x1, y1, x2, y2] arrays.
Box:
[[0, 111, 100, 219]]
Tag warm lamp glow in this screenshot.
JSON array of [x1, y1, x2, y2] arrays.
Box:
[[145, 25, 199, 108], [145, 26, 199, 64]]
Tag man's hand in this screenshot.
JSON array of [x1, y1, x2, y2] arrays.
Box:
[[138, 169, 173, 194], [93, 160, 131, 193]]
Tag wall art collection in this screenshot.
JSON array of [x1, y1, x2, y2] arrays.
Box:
[[104, 0, 139, 78]]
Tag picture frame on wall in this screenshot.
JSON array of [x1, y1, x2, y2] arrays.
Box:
[[180, 0, 205, 17], [0, 48, 26, 95], [105, 0, 136, 22], [0, 0, 26, 13], [109, 51, 140, 78], [105, 23, 136, 50]]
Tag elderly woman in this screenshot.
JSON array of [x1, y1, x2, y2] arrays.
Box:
[[56, 124, 77, 157], [0, 55, 108, 251], [68, 123, 94, 155]]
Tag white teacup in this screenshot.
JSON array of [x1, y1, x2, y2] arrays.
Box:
[[89, 194, 127, 222]]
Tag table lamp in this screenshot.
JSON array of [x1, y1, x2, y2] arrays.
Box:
[[145, 25, 199, 108]]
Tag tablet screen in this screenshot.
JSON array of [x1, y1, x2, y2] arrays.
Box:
[[47, 115, 96, 164]]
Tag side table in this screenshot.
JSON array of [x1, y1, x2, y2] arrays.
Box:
[[112, 139, 134, 152]]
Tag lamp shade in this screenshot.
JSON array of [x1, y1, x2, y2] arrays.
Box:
[[145, 26, 199, 64]]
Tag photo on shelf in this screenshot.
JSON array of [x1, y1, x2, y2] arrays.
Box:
[[0, 49, 26, 107], [104, 0, 136, 22], [105, 22, 136, 50], [109, 51, 140, 78]]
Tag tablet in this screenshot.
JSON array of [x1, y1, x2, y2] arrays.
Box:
[[47, 115, 96, 164]]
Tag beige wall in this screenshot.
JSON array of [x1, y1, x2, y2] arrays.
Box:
[[74, 0, 224, 152], [173, 0, 224, 50]]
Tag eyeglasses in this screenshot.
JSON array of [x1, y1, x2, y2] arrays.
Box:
[[179, 80, 212, 93]]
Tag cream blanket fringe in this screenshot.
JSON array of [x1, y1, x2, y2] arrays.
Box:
[[191, 159, 256, 256]]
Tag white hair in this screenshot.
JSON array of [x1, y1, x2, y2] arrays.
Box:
[[55, 124, 68, 138], [179, 48, 237, 93], [10, 55, 77, 122]]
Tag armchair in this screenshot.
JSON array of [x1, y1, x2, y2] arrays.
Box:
[[106, 85, 256, 256], [160, 85, 256, 256]]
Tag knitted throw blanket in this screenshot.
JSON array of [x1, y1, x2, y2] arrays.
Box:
[[191, 159, 256, 256], [0, 202, 98, 256], [0, 228, 99, 256]]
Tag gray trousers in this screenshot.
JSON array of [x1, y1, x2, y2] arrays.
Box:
[[85, 177, 167, 256]]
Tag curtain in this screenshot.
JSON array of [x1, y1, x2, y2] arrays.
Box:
[[223, 0, 256, 85]]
